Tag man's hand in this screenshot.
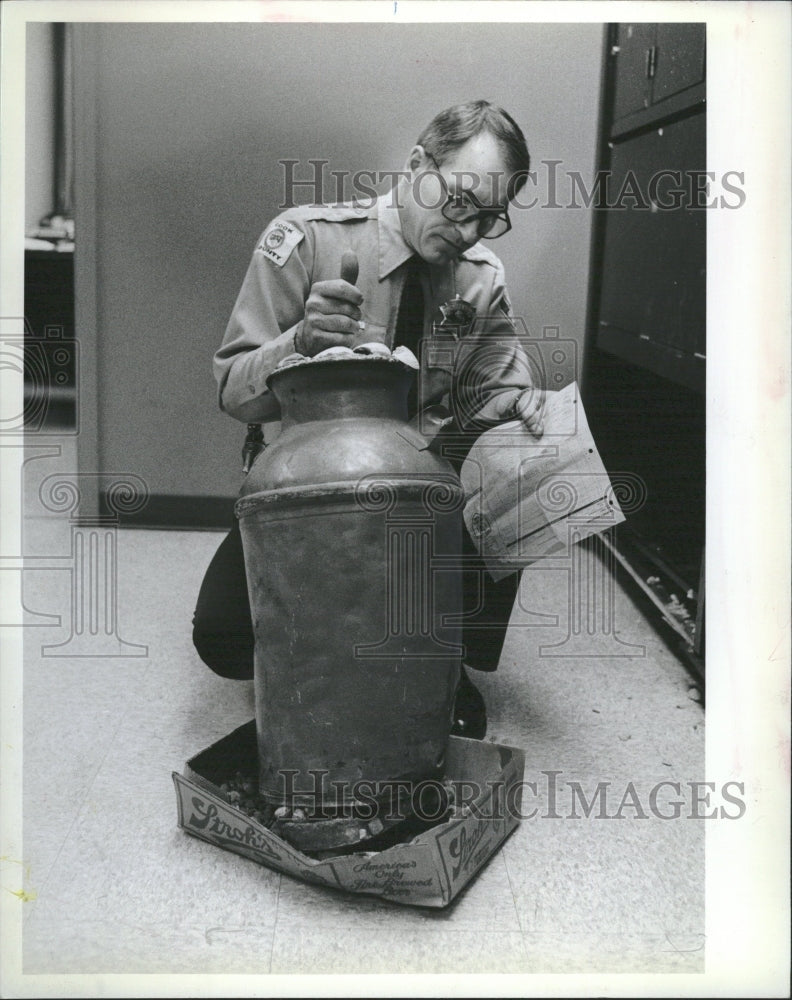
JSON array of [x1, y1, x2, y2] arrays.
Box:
[[295, 279, 365, 356], [513, 386, 545, 437], [490, 387, 545, 437], [468, 386, 547, 437]]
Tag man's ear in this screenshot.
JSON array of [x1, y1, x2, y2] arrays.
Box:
[[405, 144, 428, 177]]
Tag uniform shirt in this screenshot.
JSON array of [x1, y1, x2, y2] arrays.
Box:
[[214, 190, 534, 442]]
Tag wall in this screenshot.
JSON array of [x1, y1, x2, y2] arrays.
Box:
[[74, 22, 604, 511], [25, 22, 55, 232]]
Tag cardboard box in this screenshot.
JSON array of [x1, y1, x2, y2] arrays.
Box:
[[173, 721, 525, 909]]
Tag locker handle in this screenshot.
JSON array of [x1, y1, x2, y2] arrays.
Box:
[[645, 45, 657, 79]]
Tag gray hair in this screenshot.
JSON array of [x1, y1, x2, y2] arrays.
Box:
[[416, 100, 531, 197]]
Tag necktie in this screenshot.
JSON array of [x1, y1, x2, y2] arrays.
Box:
[[394, 258, 425, 415]]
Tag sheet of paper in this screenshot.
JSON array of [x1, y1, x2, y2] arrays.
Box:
[[460, 382, 625, 581]]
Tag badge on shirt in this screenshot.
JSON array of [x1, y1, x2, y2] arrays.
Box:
[[437, 295, 476, 332], [256, 220, 304, 267], [433, 295, 477, 341]]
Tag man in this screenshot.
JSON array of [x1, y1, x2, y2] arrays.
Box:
[[195, 100, 544, 739]]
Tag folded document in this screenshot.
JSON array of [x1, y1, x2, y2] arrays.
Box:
[[459, 382, 625, 581]]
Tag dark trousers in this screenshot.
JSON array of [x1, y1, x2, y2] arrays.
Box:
[[192, 518, 520, 681]]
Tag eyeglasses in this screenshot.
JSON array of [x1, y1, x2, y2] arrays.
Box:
[[425, 153, 512, 240]]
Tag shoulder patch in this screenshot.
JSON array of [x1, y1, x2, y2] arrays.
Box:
[[256, 220, 305, 267]]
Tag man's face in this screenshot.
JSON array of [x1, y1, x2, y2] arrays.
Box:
[[399, 131, 514, 265]]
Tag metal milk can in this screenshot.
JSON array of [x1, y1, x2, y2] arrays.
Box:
[[235, 356, 464, 810]]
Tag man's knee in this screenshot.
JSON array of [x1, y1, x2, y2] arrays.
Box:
[[192, 618, 254, 680]]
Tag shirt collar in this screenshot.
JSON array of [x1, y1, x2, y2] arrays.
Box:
[[374, 191, 416, 280]]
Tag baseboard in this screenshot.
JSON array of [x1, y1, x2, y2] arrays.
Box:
[[594, 532, 704, 688], [100, 492, 236, 530]]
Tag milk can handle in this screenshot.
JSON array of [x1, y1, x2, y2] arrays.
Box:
[[242, 423, 265, 474]]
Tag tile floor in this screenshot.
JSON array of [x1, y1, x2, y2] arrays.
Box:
[[15, 433, 704, 979]]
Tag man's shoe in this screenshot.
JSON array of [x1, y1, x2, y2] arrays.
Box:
[[451, 668, 487, 740]]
